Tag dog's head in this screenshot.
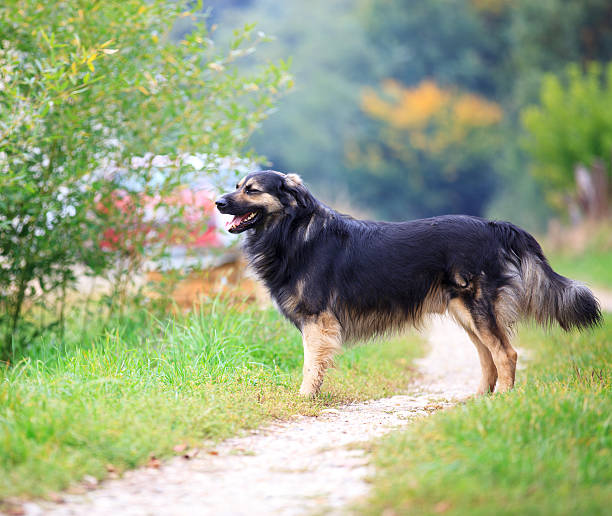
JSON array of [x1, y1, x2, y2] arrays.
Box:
[[215, 170, 310, 233]]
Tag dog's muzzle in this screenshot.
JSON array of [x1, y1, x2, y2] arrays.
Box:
[[215, 196, 229, 213]]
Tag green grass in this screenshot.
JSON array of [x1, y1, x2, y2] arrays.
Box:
[[548, 250, 612, 289], [0, 299, 422, 502], [361, 317, 612, 515]]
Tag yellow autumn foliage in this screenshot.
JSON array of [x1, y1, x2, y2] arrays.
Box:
[[362, 80, 451, 129], [453, 93, 503, 126], [361, 79, 503, 153]]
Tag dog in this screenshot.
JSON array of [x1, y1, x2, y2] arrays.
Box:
[[215, 170, 602, 396]]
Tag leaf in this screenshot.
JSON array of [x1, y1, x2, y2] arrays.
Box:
[[101, 49, 119, 55], [146, 455, 161, 468], [183, 448, 200, 459]]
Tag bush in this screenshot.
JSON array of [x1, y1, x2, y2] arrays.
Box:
[[0, 0, 291, 359]]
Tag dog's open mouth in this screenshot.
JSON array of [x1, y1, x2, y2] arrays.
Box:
[[226, 211, 261, 233]]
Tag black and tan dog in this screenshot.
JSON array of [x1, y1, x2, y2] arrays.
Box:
[[216, 170, 602, 396]]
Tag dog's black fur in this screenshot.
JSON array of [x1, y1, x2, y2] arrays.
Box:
[[216, 170, 602, 395]]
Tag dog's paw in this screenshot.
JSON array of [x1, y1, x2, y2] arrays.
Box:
[[298, 384, 319, 398]]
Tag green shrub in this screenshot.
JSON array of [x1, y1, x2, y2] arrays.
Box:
[[0, 0, 291, 358]]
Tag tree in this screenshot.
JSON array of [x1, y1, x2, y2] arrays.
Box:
[[210, 0, 383, 197], [508, 0, 612, 106], [348, 79, 503, 219], [203, 0, 612, 227], [363, 0, 505, 95], [521, 62, 612, 216], [0, 0, 290, 359]]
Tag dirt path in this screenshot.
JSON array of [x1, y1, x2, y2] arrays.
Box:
[[21, 315, 478, 516], [20, 286, 612, 516]]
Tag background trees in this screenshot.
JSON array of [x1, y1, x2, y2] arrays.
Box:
[[348, 80, 503, 219], [211, 0, 612, 225], [522, 63, 612, 217]]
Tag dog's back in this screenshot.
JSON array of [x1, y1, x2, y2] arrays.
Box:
[[306, 214, 600, 338]]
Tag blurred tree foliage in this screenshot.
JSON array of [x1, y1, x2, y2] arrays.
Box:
[[212, 0, 612, 225], [0, 0, 289, 358], [349, 80, 503, 218], [350, 0, 508, 218], [507, 0, 612, 107], [360, 0, 508, 98], [210, 0, 382, 196], [522, 63, 612, 213]]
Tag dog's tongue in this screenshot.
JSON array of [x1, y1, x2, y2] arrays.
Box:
[[226, 213, 250, 229]]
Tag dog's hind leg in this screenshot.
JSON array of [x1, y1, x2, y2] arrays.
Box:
[[477, 327, 517, 393], [466, 330, 498, 394], [299, 312, 343, 397], [449, 299, 498, 394]]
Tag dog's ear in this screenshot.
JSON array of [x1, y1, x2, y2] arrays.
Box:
[[281, 173, 310, 209], [285, 173, 302, 186]]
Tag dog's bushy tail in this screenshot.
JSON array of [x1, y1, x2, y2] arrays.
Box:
[[520, 255, 602, 330], [494, 222, 602, 331]]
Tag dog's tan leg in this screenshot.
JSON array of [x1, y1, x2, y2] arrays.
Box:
[[465, 329, 498, 394], [448, 298, 498, 395], [477, 329, 517, 393], [299, 312, 342, 397]]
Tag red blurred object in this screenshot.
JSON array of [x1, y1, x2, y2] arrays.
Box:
[[98, 188, 223, 252]]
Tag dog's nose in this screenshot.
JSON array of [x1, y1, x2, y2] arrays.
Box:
[[215, 197, 228, 210]]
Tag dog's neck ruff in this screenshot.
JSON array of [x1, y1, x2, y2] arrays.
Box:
[[243, 202, 340, 290]]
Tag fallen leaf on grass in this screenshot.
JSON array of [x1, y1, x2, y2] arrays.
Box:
[[182, 448, 200, 460], [208, 450, 219, 455], [104, 464, 120, 480], [147, 455, 161, 468]]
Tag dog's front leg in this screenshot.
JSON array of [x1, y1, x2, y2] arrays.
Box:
[[299, 312, 343, 397]]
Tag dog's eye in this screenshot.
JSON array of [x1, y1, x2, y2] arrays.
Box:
[[245, 187, 260, 194]]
